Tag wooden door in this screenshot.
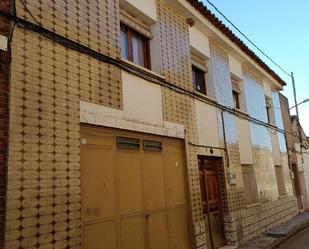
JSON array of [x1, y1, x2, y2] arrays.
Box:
[[198, 156, 224, 249]]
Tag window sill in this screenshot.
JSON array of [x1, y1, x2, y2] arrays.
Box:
[[245, 202, 261, 209], [120, 58, 165, 80], [278, 194, 288, 199], [234, 108, 249, 117], [194, 91, 217, 104]]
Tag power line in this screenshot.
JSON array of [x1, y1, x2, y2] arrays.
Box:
[[203, 0, 292, 78]]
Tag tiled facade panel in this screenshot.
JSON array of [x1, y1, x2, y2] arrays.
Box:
[[209, 43, 238, 145], [5, 27, 122, 248], [272, 92, 287, 152], [208, 44, 297, 246], [243, 71, 271, 149], [157, 1, 208, 247], [157, 0, 192, 90], [16, 0, 120, 58]]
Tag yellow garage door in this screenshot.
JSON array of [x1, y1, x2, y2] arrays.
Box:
[[80, 126, 191, 249]]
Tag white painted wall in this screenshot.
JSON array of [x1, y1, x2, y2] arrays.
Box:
[[122, 71, 163, 126], [228, 54, 243, 80], [120, 0, 157, 23], [189, 26, 210, 58], [270, 131, 282, 165], [195, 100, 220, 148], [263, 80, 272, 99], [236, 118, 253, 164], [301, 149, 309, 209]]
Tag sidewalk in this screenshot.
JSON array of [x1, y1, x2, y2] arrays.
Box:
[[239, 211, 309, 249]]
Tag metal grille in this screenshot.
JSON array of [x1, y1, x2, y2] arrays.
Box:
[[143, 140, 162, 152], [242, 164, 259, 204], [275, 165, 287, 196], [117, 137, 140, 149]]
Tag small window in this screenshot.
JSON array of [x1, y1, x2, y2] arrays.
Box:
[[275, 165, 287, 196], [242, 164, 259, 204], [143, 140, 162, 152], [117, 137, 140, 149], [233, 90, 240, 109], [192, 65, 206, 95], [265, 97, 273, 123], [120, 23, 151, 69]]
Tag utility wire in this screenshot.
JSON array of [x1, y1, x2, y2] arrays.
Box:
[[204, 0, 292, 78]]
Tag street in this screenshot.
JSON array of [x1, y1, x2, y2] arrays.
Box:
[[278, 227, 309, 249]]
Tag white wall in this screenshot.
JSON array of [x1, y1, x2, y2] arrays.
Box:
[[195, 100, 220, 148], [120, 0, 157, 23], [228, 54, 242, 80], [236, 118, 253, 164], [270, 131, 282, 165], [122, 71, 163, 126], [189, 26, 210, 58]]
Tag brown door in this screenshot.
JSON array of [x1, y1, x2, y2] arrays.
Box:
[[80, 126, 191, 249], [198, 156, 225, 249]]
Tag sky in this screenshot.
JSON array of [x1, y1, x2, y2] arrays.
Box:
[[202, 0, 309, 135]]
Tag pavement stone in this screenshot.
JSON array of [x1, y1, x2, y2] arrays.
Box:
[[238, 211, 309, 249]]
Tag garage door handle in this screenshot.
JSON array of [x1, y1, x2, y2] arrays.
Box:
[[145, 214, 149, 220]]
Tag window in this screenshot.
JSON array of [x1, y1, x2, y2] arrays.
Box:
[[233, 90, 240, 109], [231, 77, 241, 109], [192, 65, 206, 95], [265, 96, 275, 124], [242, 164, 259, 204], [275, 165, 287, 196], [120, 23, 151, 69]]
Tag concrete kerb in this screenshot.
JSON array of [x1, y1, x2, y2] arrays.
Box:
[[238, 212, 309, 249]]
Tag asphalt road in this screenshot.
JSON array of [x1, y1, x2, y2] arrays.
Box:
[[278, 227, 309, 249]]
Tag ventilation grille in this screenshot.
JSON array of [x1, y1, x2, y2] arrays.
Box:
[[117, 137, 140, 150], [143, 140, 162, 152]]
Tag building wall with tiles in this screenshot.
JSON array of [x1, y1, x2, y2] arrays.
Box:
[[208, 43, 297, 246], [5, 0, 122, 247], [4, 0, 297, 249], [157, 1, 208, 247]]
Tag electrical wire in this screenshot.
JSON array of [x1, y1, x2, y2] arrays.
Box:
[[0, 9, 306, 147], [204, 0, 292, 78], [19, 0, 41, 25]]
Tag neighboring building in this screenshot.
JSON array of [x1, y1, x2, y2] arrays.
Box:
[[0, 0, 297, 249], [280, 92, 309, 212], [290, 115, 309, 210], [280, 94, 304, 210]]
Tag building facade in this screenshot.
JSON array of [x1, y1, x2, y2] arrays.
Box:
[[1, 0, 297, 248]]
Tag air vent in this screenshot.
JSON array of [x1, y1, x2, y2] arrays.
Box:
[[117, 137, 140, 150], [143, 140, 162, 152]]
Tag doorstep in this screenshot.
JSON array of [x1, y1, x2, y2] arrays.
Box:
[[238, 211, 309, 249]]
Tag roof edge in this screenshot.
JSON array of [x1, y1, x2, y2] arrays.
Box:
[[187, 0, 287, 86]]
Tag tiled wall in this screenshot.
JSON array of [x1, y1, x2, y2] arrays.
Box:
[[5, 0, 122, 244], [157, 1, 208, 247], [16, 0, 120, 58], [4, 0, 298, 248]]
